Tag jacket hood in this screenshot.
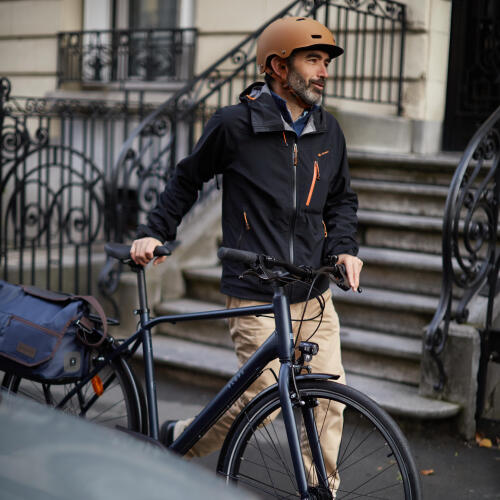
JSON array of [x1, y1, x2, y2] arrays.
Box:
[[239, 81, 267, 102], [239, 82, 327, 135]]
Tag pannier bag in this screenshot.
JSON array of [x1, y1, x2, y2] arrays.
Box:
[[0, 280, 108, 382]]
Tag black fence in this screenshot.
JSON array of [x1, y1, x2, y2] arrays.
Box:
[[322, 0, 406, 114], [0, 78, 165, 296], [57, 28, 197, 85]]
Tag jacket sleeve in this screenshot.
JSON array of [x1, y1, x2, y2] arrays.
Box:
[[136, 110, 228, 242], [322, 131, 359, 258]]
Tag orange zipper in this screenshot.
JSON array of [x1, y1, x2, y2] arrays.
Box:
[[306, 161, 320, 207], [243, 211, 251, 230]]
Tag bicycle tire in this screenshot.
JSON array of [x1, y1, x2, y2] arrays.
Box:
[[218, 379, 421, 499], [1, 354, 144, 432]]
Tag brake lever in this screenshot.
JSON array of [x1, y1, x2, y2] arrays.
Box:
[[239, 262, 276, 282], [239, 264, 291, 285], [239, 268, 267, 280], [332, 264, 362, 293]]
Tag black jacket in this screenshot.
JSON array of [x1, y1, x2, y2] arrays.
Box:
[[137, 83, 358, 302]]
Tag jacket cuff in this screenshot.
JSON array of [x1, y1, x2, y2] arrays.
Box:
[[135, 224, 166, 242]]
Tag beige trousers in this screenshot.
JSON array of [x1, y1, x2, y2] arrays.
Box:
[[178, 288, 346, 480]]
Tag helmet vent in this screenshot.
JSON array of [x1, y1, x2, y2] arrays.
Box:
[[296, 18, 306, 21], [311, 34, 322, 39]]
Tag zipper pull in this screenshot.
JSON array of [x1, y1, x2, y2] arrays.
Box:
[[314, 160, 320, 180], [243, 211, 251, 231], [293, 143, 298, 166]]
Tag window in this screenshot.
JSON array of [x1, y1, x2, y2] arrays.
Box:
[[129, 0, 178, 29]]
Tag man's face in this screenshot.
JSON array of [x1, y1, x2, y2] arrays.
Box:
[[287, 49, 331, 106]]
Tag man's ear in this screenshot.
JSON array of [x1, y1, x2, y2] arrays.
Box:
[[269, 56, 288, 82]]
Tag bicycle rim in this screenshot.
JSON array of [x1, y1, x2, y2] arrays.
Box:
[[219, 379, 420, 499], [1, 357, 143, 431]]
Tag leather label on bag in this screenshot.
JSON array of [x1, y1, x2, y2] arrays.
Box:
[[16, 342, 36, 359]]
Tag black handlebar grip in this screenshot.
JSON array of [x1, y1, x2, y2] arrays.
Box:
[[153, 246, 170, 257], [218, 247, 259, 266]]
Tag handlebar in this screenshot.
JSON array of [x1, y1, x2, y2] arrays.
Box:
[[104, 243, 359, 292], [217, 247, 358, 292], [217, 247, 314, 281]]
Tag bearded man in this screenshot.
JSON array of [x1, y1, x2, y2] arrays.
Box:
[[131, 16, 362, 473]]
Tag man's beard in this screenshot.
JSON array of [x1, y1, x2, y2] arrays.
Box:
[[287, 68, 324, 106]]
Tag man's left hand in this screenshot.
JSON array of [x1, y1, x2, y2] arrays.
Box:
[[337, 254, 363, 292]]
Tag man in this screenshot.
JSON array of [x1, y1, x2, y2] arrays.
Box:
[[131, 16, 362, 468]]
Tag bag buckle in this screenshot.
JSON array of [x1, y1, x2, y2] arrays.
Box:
[[76, 317, 94, 335]]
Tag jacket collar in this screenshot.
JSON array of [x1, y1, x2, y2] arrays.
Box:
[[240, 82, 327, 136]]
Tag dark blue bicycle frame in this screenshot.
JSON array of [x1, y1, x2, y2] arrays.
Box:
[[42, 255, 331, 497], [50, 256, 328, 498], [136, 265, 315, 497]]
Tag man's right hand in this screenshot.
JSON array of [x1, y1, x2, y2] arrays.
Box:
[[130, 237, 166, 266]]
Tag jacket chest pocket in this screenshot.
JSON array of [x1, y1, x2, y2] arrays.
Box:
[[303, 160, 328, 212], [305, 160, 320, 207]]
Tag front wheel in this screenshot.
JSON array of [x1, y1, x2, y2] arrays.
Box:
[[1, 354, 144, 432], [218, 379, 421, 499]]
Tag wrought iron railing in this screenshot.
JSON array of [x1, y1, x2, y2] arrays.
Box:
[[425, 105, 500, 399], [321, 0, 406, 114], [57, 28, 197, 85], [0, 77, 157, 297]]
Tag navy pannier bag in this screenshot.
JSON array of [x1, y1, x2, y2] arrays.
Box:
[[0, 280, 108, 382]]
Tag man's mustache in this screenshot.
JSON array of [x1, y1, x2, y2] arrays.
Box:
[[310, 78, 326, 88]]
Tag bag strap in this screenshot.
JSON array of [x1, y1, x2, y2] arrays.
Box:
[[73, 295, 109, 345], [21, 285, 108, 346]]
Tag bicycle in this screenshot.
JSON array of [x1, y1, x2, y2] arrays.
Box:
[[1, 243, 421, 499]]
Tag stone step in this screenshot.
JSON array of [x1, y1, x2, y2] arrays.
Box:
[[358, 247, 443, 296], [353, 179, 448, 217], [348, 151, 462, 186], [331, 285, 437, 338], [143, 335, 460, 420], [184, 267, 225, 305], [154, 295, 423, 385], [340, 326, 421, 385], [154, 298, 232, 348], [360, 211, 500, 255], [358, 210, 444, 254]]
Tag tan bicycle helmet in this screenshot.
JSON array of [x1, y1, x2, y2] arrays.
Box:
[[256, 16, 344, 74]]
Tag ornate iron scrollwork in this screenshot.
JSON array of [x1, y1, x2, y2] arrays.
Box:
[[343, 0, 405, 20], [0, 78, 134, 299], [425, 105, 500, 391], [57, 28, 197, 85]]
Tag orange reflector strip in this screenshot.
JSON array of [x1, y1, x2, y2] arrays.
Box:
[[92, 375, 104, 396]]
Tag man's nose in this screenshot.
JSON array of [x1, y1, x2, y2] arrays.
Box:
[[318, 64, 329, 79]]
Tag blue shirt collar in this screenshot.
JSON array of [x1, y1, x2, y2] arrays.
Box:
[[269, 90, 318, 136]]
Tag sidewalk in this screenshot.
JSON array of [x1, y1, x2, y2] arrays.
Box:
[[399, 418, 499, 499], [155, 376, 500, 499]]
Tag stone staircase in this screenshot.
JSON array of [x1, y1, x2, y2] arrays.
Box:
[[144, 150, 466, 421]]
